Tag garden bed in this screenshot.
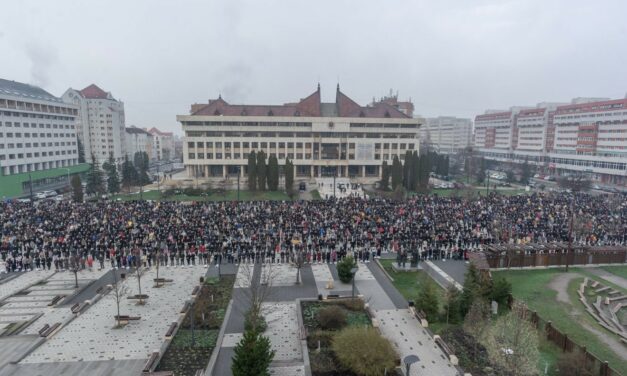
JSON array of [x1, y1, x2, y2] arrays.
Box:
[[301, 299, 401, 376], [155, 275, 234, 376]]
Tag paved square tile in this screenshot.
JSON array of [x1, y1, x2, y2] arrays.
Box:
[[221, 332, 243, 347], [262, 302, 301, 362]]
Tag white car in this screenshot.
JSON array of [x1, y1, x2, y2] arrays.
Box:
[[34, 192, 47, 200], [43, 190, 57, 197], [17, 198, 31, 203]]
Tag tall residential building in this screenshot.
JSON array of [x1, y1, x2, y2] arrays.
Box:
[[177, 85, 422, 180], [0, 78, 79, 176], [62, 84, 126, 165], [146, 127, 174, 161], [473, 97, 627, 185], [125, 126, 154, 160], [421, 117, 473, 154]]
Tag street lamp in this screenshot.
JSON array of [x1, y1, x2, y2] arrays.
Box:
[[64, 168, 71, 188], [237, 166, 241, 202], [403, 355, 420, 376], [350, 267, 358, 298]]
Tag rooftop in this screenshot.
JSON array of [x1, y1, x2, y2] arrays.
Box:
[[125, 126, 152, 135], [189, 85, 410, 119], [80, 84, 113, 100], [0, 78, 63, 103]]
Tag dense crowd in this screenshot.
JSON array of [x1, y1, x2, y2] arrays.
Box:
[[1, 192, 625, 272]]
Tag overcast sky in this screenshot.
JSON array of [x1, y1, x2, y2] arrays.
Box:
[[1, 0, 626, 134]]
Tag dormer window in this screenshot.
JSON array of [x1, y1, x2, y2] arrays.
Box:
[[294, 110, 300, 116], [241, 109, 247, 116], [384, 111, 391, 118], [359, 111, 365, 117], [267, 110, 274, 116], [214, 109, 221, 116]]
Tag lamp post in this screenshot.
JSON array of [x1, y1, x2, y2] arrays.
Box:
[[403, 355, 420, 376], [237, 166, 241, 202], [28, 173, 33, 200], [486, 170, 490, 195], [350, 267, 358, 298]]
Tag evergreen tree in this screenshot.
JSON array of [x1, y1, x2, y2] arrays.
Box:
[[380, 160, 390, 190], [85, 153, 105, 196], [121, 156, 137, 192], [284, 158, 294, 194], [402, 150, 412, 189], [71, 174, 83, 203], [415, 280, 440, 322], [133, 151, 151, 185], [391, 155, 402, 189], [231, 330, 275, 376], [411, 151, 420, 190], [248, 151, 257, 191], [476, 157, 486, 184], [77, 137, 86, 163], [267, 155, 279, 191], [256, 151, 267, 191], [103, 154, 120, 194], [520, 158, 531, 185], [443, 155, 449, 176]]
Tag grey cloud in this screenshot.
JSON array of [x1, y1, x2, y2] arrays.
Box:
[[24, 40, 58, 88]]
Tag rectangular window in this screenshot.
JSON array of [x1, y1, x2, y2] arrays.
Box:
[[188, 153, 195, 159]]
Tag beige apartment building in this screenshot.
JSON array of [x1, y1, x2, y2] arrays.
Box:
[[177, 85, 422, 181]]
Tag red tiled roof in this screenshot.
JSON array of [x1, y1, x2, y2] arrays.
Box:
[[555, 98, 627, 115], [475, 111, 512, 121], [518, 108, 546, 116], [190, 85, 410, 119], [80, 84, 110, 99]]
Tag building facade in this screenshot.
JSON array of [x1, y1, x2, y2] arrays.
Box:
[[125, 126, 153, 160], [146, 127, 174, 161], [422, 116, 473, 154], [177, 85, 422, 180], [0, 78, 79, 176], [473, 97, 627, 185], [62, 84, 126, 165]]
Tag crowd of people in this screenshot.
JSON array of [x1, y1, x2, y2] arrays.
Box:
[[1, 192, 625, 273]]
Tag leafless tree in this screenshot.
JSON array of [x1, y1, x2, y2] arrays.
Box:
[[237, 262, 277, 332], [110, 270, 129, 328], [135, 264, 147, 305], [154, 249, 163, 288]]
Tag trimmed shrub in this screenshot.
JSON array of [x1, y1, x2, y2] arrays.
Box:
[[318, 306, 347, 330], [244, 311, 267, 333], [337, 256, 357, 284], [336, 298, 365, 312], [332, 327, 397, 376]]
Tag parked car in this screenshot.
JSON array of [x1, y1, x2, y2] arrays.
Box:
[[34, 192, 47, 200], [17, 198, 31, 203], [42, 190, 57, 197]]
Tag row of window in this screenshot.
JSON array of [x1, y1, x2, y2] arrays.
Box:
[[0, 149, 76, 161], [0, 141, 76, 148], [0, 121, 74, 129], [187, 141, 416, 150], [0, 132, 74, 138], [185, 131, 416, 139], [0, 111, 75, 121], [188, 152, 406, 161]]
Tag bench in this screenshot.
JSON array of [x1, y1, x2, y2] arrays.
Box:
[[114, 315, 141, 322], [326, 294, 340, 299], [180, 302, 191, 314], [48, 295, 63, 306], [142, 351, 160, 373], [38, 324, 50, 336], [194, 370, 204, 376], [434, 335, 458, 365], [70, 303, 80, 314], [191, 286, 200, 296], [153, 278, 174, 283], [165, 322, 177, 338], [40, 322, 61, 337]]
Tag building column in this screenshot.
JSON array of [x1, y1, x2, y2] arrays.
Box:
[[378, 164, 383, 179], [222, 165, 227, 178], [187, 166, 192, 178], [205, 165, 209, 178], [310, 165, 314, 178], [361, 165, 366, 178]]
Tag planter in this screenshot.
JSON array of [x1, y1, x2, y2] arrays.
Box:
[[127, 294, 149, 300]]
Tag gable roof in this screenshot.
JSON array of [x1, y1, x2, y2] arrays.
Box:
[[190, 85, 410, 119], [80, 84, 111, 99]]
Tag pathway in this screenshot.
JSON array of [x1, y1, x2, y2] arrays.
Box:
[[585, 268, 627, 290]]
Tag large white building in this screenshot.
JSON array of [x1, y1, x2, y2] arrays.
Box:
[[146, 127, 174, 161], [177, 85, 422, 180], [421, 116, 473, 154], [0, 78, 79, 176], [125, 126, 153, 160], [474, 97, 627, 185], [62, 84, 126, 165]]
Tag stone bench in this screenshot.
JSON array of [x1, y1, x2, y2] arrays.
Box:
[[433, 335, 458, 365], [38, 324, 50, 336], [48, 295, 64, 306], [142, 351, 160, 373], [609, 295, 627, 303], [71, 302, 88, 314], [165, 322, 177, 338], [591, 280, 599, 288], [609, 290, 621, 296], [180, 301, 191, 314], [114, 315, 141, 322], [595, 286, 611, 294], [153, 278, 174, 283], [40, 322, 61, 337]]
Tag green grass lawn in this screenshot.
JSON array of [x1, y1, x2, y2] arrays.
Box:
[[379, 259, 445, 302], [492, 268, 627, 376], [310, 189, 321, 200], [600, 265, 627, 280], [113, 189, 291, 202]]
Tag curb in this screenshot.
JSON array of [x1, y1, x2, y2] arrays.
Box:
[[204, 298, 234, 376]]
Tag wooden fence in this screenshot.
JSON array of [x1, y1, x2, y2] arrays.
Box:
[[521, 306, 620, 376], [483, 245, 627, 269]]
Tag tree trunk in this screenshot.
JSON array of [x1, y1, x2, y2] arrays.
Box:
[[74, 271, 78, 289]]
